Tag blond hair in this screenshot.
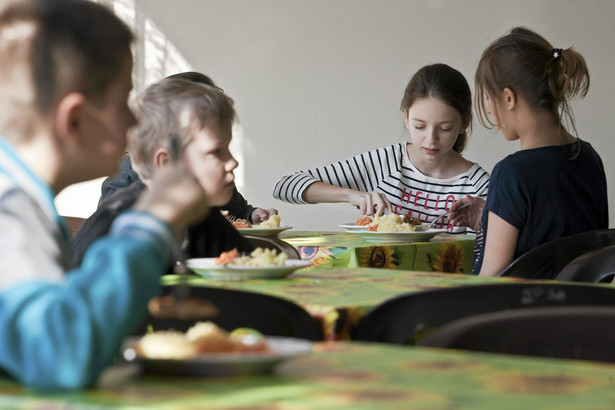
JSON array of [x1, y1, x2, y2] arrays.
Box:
[[128, 77, 236, 180]]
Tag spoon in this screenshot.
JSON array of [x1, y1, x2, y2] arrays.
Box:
[[415, 203, 472, 231]]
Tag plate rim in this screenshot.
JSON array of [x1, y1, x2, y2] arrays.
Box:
[[236, 225, 292, 232], [186, 258, 310, 271], [122, 336, 313, 375]]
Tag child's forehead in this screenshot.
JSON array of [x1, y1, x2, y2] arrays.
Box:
[[187, 123, 231, 146]]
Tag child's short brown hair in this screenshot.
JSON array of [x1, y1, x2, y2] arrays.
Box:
[[0, 0, 133, 141], [128, 77, 236, 180]]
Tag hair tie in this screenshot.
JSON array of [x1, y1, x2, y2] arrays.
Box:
[[552, 48, 563, 60]]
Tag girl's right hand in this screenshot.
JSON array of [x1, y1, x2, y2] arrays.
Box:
[[347, 190, 392, 216]]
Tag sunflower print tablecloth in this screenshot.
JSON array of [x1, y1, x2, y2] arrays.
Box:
[[3, 342, 615, 409], [164, 268, 525, 341], [280, 231, 476, 273]]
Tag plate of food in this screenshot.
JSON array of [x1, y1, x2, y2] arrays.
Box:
[[339, 216, 372, 231], [230, 214, 292, 237], [357, 229, 447, 243], [122, 322, 313, 377], [236, 226, 293, 237], [338, 223, 370, 231], [187, 248, 311, 280]]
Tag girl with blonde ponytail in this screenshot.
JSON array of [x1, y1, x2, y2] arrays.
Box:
[[465, 27, 608, 276]]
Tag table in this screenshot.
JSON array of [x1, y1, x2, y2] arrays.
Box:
[[3, 342, 615, 408], [280, 231, 476, 273], [165, 268, 524, 340]]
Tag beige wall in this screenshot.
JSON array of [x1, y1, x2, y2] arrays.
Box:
[[5, 0, 598, 227], [136, 0, 614, 230]]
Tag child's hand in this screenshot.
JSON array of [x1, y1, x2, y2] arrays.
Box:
[[251, 208, 278, 225], [448, 195, 485, 232], [134, 162, 209, 235], [347, 190, 392, 216]]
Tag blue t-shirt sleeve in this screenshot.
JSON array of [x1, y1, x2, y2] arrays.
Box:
[[0, 211, 173, 390], [484, 159, 528, 231]]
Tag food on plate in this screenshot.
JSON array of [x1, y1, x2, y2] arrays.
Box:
[[214, 248, 240, 265], [256, 214, 281, 228], [229, 328, 269, 352], [401, 215, 423, 226], [355, 216, 372, 226], [214, 247, 288, 267], [231, 218, 252, 229], [135, 330, 199, 359], [135, 322, 270, 359], [368, 214, 418, 232]]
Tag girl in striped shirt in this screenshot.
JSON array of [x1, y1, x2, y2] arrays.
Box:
[[273, 64, 489, 233]]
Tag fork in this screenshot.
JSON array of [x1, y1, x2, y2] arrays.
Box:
[[416, 203, 472, 231]]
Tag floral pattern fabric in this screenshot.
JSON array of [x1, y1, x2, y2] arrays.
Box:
[[3, 342, 615, 408], [282, 231, 476, 273]]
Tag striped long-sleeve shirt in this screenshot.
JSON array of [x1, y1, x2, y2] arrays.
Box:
[[273, 142, 490, 233]]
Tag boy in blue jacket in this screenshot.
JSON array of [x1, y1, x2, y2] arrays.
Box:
[[0, 0, 207, 390]]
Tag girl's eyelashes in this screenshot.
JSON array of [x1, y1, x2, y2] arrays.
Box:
[[412, 125, 454, 132]]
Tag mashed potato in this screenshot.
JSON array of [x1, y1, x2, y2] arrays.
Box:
[[256, 214, 281, 228], [134, 321, 269, 359], [228, 247, 288, 266], [369, 214, 417, 232]]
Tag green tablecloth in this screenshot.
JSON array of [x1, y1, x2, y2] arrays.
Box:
[[3, 342, 615, 408], [280, 231, 476, 273], [165, 268, 524, 340]]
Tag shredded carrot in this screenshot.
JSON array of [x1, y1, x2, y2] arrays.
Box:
[[215, 248, 239, 265], [356, 216, 372, 226], [368, 225, 378, 231]]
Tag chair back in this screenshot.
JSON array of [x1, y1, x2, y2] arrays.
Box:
[[243, 235, 301, 259], [556, 244, 615, 283], [419, 305, 615, 363], [498, 229, 615, 279], [133, 286, 323, 341], [352, 283, 615, 344]]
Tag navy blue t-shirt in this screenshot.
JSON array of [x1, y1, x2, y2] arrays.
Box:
[[474, 140, 608, 274]]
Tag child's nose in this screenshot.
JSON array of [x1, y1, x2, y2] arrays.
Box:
[[227, 155, 239, 171], [427, 128, 438, 142]]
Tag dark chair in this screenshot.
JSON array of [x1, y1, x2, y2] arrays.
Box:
[[352, 283, 615, 345], [133, 285, 323, 341], [498, 229, 615, 279], [243, 235, 301, 259], [419, 305, 615, 363], [555, 244, 615, 283]]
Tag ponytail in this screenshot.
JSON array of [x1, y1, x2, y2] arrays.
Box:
[[475, 27, 590, 135]]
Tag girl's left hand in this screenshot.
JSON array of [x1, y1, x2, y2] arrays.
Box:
[[251, 208, 278, 224], [448, 195, 485, 232]]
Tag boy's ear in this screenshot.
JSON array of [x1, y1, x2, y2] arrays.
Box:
[[54, 92, 86, 143], [153, 147, 172, 169], [502, 87, 517, 110]]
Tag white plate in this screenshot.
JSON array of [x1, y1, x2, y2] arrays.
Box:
[[338, 223, 370, 231], [122, 336, 313, 377], [187, 258, 311, 280], [236, 226, 292, 237], [357, 229, 447, 243]]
